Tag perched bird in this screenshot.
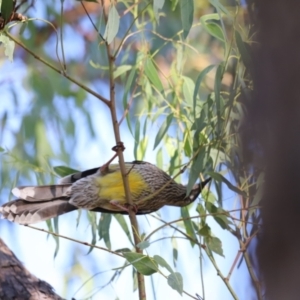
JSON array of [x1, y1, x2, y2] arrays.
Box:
[[0, 161, 211, 225]]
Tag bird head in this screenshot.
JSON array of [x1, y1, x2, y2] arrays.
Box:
[[169, 177, 211, 207]]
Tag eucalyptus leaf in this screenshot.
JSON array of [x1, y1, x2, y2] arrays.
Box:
[[167, 272, 183, 295], [123, 252, 158, 276]]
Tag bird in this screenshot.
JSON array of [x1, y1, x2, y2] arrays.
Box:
[[0, 161, 211, 225]]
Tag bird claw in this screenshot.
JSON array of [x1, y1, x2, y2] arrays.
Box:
[[110, 200, 138, 214], [100, 142, 126, 174]]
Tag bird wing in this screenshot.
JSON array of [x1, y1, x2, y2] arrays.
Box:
[[58, 162, 148, 184], [59, 167, 100, 183]]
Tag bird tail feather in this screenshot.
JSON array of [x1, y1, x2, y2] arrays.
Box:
[[12, 184, 72, 201], [0, 199, 76, 224]]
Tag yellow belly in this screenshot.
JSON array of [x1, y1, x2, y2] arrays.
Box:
[[95, 170, 150, 204]]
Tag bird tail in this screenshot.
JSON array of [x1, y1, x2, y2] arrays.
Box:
[[0, 184, 75, 224], [0, 199, 77, 224], [12, 184, 72, 201]]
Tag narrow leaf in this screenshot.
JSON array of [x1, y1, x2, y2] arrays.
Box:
[[180, 0, 194, 39], [0, 35, 15, 62], [153, 113, 173, 149], [103, 5, 120, 44], [153, 0, 165, 22], [145, 58, 164, 92], [181, 207, 197, 246], [53, 166, 79, 177], [193, 65, 215, 117], [186, 147, 206, 194], [235, 30, 251, 67], [134, 118, 140, 160], [205, 202, 232, 229], [206, 171, 246, 196], [113, 214, 133, 245], [98, 213, 112, 249], [123, 252, 158, 275], [114, 65, 132, 79], [1, 0, 14, 22], [153, 255, 174, 274]]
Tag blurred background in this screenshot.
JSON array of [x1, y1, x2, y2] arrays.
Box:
[[0, 1, 256, 299]]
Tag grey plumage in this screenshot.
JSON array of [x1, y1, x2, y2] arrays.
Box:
[[0, 161, 211, 225]]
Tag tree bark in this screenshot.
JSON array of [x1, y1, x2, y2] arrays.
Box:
[[0, 238, 64, 300], [244, 1, 300, 299]]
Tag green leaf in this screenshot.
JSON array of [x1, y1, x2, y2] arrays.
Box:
[[145, 58, 164, 92], [193, 65, 215, 117], [206, 236, 224, 257], [183, 131, 192, 157], [113, 214, 133, 245], [123, 67, 136, 134], [1, 0, 14, 22], [137, 241, 150, 250], [53, 166, 79, 177], [249, 172, 264, 215], [198, 223, 211, 237], [206, 171, 246, 196], [191, 108, 207, 132], [114, 65, 132, 79], [103, 4, 119, 44], [235, 30, 251, 67], [172, 237, 178, 266], [196, 203, 206, 222], [87, 211, 97, 254], [98, 213, 112, 249], [180, 0, 194, 39], [186, 147, 206, 194], [153, 255, 174, 274], [209, 148, 227, 167], [0, 146, 5, 152], [181, 207, 197, 246], [170, 0, 179, 11], [137, 136, 148, 161], [123, 252, 158, 276], [182, 76, 195, 106], [200, 14, 224, 42], [153, 0, 165, 22], [214, 64, 224, 134], [205, 23, 224, 42], [156, 148, 163, 169], [153, 113, 173, 149], [205, 202, 232, 229], [0, 34, 15, 62], [134, 118, 140, 160], [167, 272, 183, 295]]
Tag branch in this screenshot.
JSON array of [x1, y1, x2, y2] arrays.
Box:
[[4, 31, 110, 106]]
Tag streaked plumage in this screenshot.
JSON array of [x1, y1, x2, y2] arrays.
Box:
[[0, 161, 211, 224]]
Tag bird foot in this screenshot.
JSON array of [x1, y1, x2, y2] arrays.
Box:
[[100, 142, 126, 174], [110, 200, 138, 213]]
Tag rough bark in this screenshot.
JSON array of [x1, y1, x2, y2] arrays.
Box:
[[0, 238, 64, 300]]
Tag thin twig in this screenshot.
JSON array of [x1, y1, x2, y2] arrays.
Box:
[[60, 0, 67, 71], [26, 224, 124, 258], [4, 31, 110, 106], [100, 2, 146, 298]]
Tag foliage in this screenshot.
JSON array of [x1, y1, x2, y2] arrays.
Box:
[[0, 0, 261, 299]]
